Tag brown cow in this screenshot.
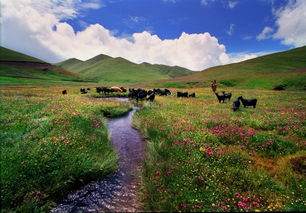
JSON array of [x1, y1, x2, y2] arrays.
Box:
[[110, 86, 122, 92]]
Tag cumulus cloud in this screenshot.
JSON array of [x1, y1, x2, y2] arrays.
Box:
[[1, 0, 261, 71], [1, 0, 235, 71], [273, 0, 306, 47], [256, 26, 274, 40]]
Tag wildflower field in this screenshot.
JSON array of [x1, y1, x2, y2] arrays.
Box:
[[134, 88, 306, 212], [0, 85, 305, 212], [0, 85, 132, 212]]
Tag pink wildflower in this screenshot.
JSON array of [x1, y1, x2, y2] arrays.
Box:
[[154, 170, 161, 175], [237, 201, 246, 208], [197, 176, 204, 181], [205, 148, 213, 156]]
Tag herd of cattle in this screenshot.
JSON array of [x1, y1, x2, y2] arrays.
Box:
[[61, 86, 257, 111]]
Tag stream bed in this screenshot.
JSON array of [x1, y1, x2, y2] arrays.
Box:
[[51, 98, 145, 212]]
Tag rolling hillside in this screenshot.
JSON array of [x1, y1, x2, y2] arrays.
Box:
[[0, 46, 86, 84], [153, 46, 306, 90], [57, 54, 194, 84]]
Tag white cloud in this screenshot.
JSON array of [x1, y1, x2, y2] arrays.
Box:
[[256, 26, 274, 40], [273, 0, 306, 47], [228, 51, 278, 65], [130, 16, 145, 23], [226, 24, 235, 36], [200, 0, 215, 6], [228, 1, 238, 9], [1, 0, 235, 71], [1, 0, 262, 71]]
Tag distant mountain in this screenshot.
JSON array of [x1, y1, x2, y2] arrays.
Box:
[[154, 46, 306, 90], [57, 54, 194, 84], [0, 46, 85, 84]]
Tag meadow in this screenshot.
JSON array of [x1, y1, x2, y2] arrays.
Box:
[[134, 88, 306, 212], [0, 85, 132, 212], [0, 85, 305, 212]]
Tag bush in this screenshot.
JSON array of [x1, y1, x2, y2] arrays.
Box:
[[273, 84, 287, 90]]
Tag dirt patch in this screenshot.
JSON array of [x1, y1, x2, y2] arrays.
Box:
[[285, 68, 306, 74], [290, 156, 306, 176], [0, 61, 52, 68]]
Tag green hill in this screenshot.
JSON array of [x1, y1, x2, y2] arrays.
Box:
[[153, 46, 306, 90], [0, 46, 45, 63], [57, 54, 194, 84], [0, 46, 86, 84]]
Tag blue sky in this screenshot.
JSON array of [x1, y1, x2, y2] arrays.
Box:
[[68, 0, 288, 53], [1, 0, 306, 70]]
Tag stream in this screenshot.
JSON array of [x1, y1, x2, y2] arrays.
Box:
[[51, 98, 145, 212]]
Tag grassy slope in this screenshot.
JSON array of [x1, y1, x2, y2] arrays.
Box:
[[0, 46, 45, 62], [140, 62, 194, 78], [153, 46, 306, 90], [0, 46, 87, 84], [57, 54, 194, 84]]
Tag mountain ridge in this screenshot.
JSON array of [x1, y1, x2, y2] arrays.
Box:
[[57, 53, 194, 84]]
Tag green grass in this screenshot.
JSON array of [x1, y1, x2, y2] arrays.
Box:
[[0, 46, 44, 62], [0, 47, 93, 85], [149, 46, 306, 90], [134, 88, 306, 212], [0, 86, 132, 212]]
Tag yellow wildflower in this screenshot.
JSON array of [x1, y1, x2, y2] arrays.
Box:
[[199, 147, 205, 152]]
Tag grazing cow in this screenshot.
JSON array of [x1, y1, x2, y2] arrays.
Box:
[[96, 87, 111, 94], [164, 88, 171, 95], [222, 91, 232, 101], [120, 87, 127, 92], [136, 89, 147, 101], [80, 88, 87, 94], [147, 93, 155, 102], [110, 86, 122, 93], [87, 88, 91, 90], [154, 88, 171, 96], [238, 96, 257, 108], [189, 92, 196, 98], [177, 91, 188, 97], [232, 99, 241, 111], [62, 90, 67, 95], [128, 88, 148, 101], [147, 90, 154, 95], [215, 92, 226, 103]]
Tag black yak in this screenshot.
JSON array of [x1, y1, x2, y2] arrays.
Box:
[[222, 91, 232, 101], [177, 91, 188, 97], [215, 92, 226, 103], [232, 99, 241, 111], [238, 96, 257, 108]]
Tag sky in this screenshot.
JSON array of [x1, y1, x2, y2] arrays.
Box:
[[1, 0, 306, 71]]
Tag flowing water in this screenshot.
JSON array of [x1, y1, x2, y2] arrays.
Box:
[[51, 98, 145, 212]]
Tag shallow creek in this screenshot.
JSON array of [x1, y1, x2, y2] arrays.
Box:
[[51, 98, 145, 212]]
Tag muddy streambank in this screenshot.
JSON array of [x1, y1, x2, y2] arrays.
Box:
[[51, 98, 145, 212]]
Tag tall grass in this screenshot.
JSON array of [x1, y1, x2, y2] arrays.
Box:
[[134, 88, 306, 212], [0, 86, 132, 212]]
